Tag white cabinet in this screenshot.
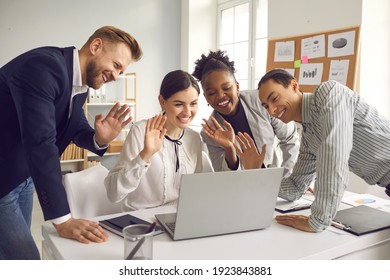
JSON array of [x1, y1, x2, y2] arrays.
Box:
[[60, 73, 136, 172]]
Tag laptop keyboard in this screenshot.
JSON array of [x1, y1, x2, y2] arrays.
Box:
[[166, 222, 176, 233]]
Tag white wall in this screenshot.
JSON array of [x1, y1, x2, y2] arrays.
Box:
[[0, 0, 181, 121], [360, 0, 390, 119], [268, 0, 362, 40]]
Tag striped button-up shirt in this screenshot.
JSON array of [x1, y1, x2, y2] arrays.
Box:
[[279, 80, 390, 231]]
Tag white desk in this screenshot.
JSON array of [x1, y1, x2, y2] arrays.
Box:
[[41, 195, 390, 260]]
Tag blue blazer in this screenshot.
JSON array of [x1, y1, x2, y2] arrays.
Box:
[[0, 46, 106, 220]]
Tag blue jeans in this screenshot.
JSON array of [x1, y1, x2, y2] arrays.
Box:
[[0, 177, 40, 259]]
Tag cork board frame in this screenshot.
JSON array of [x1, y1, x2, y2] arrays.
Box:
[[266, 26, 360, 92]]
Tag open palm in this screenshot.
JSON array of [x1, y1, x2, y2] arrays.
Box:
[[235, 132, 266, 170], [202, 117, 235, 149], [94, 103, 132, 145], [143, 114, 167, 158]]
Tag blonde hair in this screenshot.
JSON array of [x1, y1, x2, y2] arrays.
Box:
[[83, 26, 142, 61]]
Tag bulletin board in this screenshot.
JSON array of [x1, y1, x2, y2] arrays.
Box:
[[266, 26, 360, 92]]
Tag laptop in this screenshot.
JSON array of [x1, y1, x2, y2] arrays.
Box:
[[155, 167, 283, 240]]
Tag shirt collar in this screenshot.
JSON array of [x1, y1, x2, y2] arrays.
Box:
[[301, 92, 314, 125], [72, 49, 88, 95]]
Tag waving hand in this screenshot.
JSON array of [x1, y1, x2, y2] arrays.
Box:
[[139, 114, 167, 162]]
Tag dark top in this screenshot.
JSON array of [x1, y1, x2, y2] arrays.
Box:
[[0, 46, 106, 220], [222, 100, 255, 141], [222, 99, 265, 168]]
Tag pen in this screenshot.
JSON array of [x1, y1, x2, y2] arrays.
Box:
[[126, 222, 156, 260], [331, 221, 351, 230]]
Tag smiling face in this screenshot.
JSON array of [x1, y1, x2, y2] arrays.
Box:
[[201, 70, 239, 117], [258, 79, 302, 123], [159, 86, 199, 133], [86, 40, 132, 89]]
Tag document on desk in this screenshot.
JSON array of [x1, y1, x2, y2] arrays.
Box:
[[342, 193, 390, 213], [275, 194, 313, 213]]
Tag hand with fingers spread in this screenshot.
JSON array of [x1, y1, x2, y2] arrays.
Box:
[[53, 218, 109, 244], [139, 114, 167, 162], [94, 102, 133, 146], [235, 132, 266, 170], [275, 214, 316, 232], [202, 117, 239, 169], [201, 116, 235, 149]]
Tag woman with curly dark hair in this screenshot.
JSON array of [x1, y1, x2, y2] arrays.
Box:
[[193, 50, 300, 175]]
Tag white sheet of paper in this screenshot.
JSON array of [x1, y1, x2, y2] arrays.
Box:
[[342, 193, 390, 213], [298, 63, 323, 85], [328, 60, 349, 85], [328, 30, 355, 58], [301, 34, 325, 59], [274, 41, 295, 62]]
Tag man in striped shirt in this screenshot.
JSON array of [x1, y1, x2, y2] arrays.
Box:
[[258, 69, 390, 233]]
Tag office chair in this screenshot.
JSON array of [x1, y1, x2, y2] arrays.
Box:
[[63, 165, 122, 219], [201, 151, 214, 173]]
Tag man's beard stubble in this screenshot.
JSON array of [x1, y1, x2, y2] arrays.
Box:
[[85, 60, 102, 90]]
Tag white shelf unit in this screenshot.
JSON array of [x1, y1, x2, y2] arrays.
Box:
[[60, 73, 136, 172]]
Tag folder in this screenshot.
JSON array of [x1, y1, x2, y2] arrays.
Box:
[[99, 214, 164, 237], [95, 88, 101, 103], [332, 205, 390, 236], [88, 88, 95, 103]]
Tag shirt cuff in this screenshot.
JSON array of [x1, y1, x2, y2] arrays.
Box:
[[93, 134, 108, 150], [50, 213, 72, 225], [136, 154, 150, 168]]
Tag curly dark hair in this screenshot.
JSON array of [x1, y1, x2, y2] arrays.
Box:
[[192, 50, 236, 83]]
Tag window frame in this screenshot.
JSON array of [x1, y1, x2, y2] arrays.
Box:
[[217, 0, 268, 90]]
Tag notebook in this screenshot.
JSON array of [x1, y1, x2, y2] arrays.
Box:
[[275, 192, 315, 213], [155, 167, 283, 240], [99, 214, 164, 237], [332, 205, 390, 236], [275, 197, 312, 213]]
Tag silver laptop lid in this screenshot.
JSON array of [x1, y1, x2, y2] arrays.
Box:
[[173, 167, 283, 240]]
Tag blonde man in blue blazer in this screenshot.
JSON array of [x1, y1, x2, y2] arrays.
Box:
[[0, 26, 142, 259]]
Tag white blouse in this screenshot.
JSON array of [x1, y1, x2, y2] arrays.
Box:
[[105, 119, 203, 211]]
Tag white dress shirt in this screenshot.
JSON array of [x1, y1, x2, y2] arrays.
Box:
[[50, 49, 87, 225], [51, 49, 105, 225], [105, 119, 203, 211]]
